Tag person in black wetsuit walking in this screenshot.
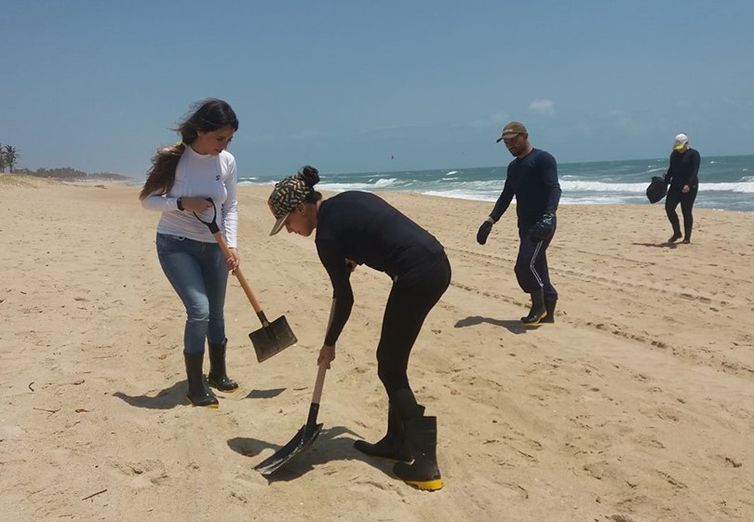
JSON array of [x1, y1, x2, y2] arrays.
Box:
[[664, 133, 700, 244], [476, 121, 562, 326], [267, 166, 451, 491]]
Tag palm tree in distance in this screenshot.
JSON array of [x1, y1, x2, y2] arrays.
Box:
[[3, 145, 18, 172]]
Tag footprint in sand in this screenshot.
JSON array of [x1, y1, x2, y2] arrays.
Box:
[[110, 459, 168, 489]]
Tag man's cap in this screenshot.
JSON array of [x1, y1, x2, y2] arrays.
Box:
[[673, 133, 689, 151], [267, 175, 312, 235], [496, 121, 528, 143]]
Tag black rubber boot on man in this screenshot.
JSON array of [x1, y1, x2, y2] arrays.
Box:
[[207, 339, 238, 391], [521, 289, 547, 326], [541, 298, 557, 323], [354, 404, 425, 461], [393, 416, 443, 491], [184, 352, 219, 408]]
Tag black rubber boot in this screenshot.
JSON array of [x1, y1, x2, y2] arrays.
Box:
[[683, 224, 692, 244], [541, 298, 557, 324], [184, 352, 218, 408], [354, 404, 425, 461], [521, 288, 547, 326], [207, 339, 238, 391], [393, 416, 443, 491], [667, 212, 682, 242]]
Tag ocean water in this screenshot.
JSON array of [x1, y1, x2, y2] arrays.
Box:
[[239, 154, 754, 212]]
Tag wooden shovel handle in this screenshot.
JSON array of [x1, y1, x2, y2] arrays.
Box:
[[305, 364, 328, 430], [311, 363, 327, 404], [212, 231, 263, 315]]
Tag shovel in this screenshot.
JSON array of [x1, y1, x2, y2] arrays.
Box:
[[194, 199, 297, 362], [255, 363, 328, 476]]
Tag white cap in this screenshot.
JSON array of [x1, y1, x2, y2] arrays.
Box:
[[673, 133, 689, 151]]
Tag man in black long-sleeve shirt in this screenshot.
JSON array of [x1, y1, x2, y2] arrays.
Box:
[[664, 133, 700, 243], [476, 121, 561, 325]]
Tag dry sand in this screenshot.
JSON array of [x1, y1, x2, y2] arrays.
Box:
[[1, 175, 753, 521]]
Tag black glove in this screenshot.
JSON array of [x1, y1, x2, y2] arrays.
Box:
[[477, 220, 493, 245], [529, 212, 555, 241]]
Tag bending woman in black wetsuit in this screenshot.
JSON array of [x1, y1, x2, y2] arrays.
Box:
[[267, 166, 451, 491]]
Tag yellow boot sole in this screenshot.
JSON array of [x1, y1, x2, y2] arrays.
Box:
[[522, 311, 548, 327], [187, 395, 219, 408], [404, 478, 444, 491]]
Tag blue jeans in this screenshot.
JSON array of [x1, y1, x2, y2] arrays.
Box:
[[156, 233, 228, 354]]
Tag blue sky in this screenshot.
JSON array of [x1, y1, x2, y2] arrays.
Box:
[[2, 1, 753, 178]]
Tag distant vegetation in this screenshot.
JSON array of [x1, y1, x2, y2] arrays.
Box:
[[0, 142, 129, 180], [12, 167, 130, 181], [0, 143, 17, 172]]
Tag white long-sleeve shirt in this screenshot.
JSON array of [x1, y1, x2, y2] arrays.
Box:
[[142, 146, 239, 247]]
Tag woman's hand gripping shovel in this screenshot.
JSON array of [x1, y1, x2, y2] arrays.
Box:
[[254, 362, 327, 476], [194, 199, 297, 362]]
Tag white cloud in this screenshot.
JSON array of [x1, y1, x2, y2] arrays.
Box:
[[528, 99, 555, 116]]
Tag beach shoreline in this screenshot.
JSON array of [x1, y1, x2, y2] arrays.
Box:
[[234, 153, 754, 212], [1, 177, 752, 521]]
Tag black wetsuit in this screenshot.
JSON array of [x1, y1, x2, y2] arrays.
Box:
[[489, 148, 561, 300], [316, 191, 451, 404], [664, 148, 700, 241]]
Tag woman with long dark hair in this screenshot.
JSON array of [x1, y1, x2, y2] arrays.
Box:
[[140, 99, 240, 408]]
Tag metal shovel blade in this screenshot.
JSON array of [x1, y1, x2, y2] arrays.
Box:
[[249, 315, 298, 363], [254, 422, 323, 476]]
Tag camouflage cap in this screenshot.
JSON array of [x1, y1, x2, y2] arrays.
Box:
[[268, 175, 312, 235]]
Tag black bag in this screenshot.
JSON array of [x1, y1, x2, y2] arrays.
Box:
[[646, 176, 667, 204]]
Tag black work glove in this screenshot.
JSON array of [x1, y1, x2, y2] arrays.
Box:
[[477, 219, 494, 245], [529, 212, 555, 241]]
